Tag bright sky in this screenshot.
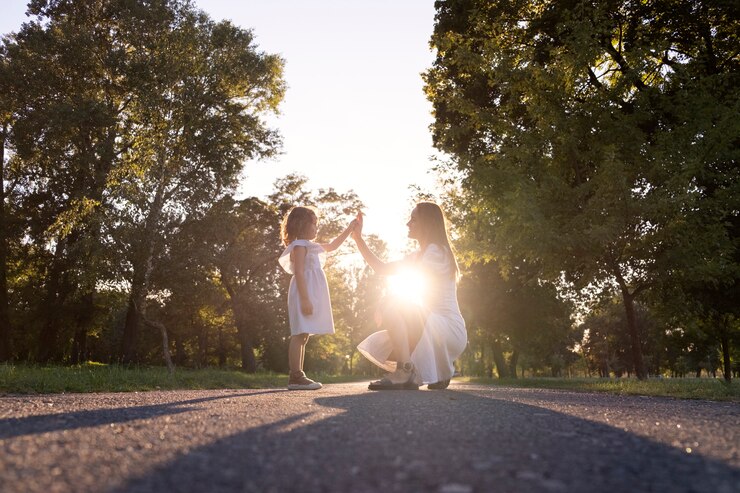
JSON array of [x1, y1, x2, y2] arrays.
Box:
[[1, 0, 443, 255]]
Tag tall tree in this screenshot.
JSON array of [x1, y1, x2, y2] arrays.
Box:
[[3, 0, 133, 361], [116, 2, 284, 363], [2, 0, 284, 363], [3, 0, 193, 361], [425, 0, 739, 379]]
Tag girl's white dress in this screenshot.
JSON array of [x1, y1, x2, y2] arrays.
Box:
[[279, 239, 335, 336], [357, 244, 467, 384]]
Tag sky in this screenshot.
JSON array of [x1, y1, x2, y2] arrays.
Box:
[[0, 0, 444, 255]]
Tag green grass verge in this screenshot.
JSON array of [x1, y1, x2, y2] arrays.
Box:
[[0, 362, 367, 394], [463, 376, 740, 401], [4, 364, 737, 400]]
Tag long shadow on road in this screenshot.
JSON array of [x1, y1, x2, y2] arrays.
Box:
[[114, 386, 739, 493], [0, 391, 281, 439]]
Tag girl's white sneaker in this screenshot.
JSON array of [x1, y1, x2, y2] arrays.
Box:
[[287, 373, 322, 390]]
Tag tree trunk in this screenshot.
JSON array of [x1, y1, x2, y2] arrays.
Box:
[[491, 339, 508, 378], [612, 266, 648, 380], [217, 327, 226, 368], [222, 279, 258, 373], [197, 323, 208, 368], [508, 349, 519, 379], [139, 309, 174, 373], [71, 328, 88, 365], [71, 292, 94, 364], [621, 291, 647, 379], [239, 328, 257, 373], [719, 319, 732, 383], [37, 237, 70, 362], [173, 330, 186, 366], [121, 179, 166, 363], [0, 125, 11, 361], [121, 286, 145, 363]]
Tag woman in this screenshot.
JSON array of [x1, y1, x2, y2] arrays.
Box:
[[353, 202, 467, 390]]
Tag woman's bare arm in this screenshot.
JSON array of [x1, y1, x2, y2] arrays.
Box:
[[353, 234, 405, 276]]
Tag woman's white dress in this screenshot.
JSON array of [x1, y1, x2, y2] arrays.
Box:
[[279, 239, 335, 336], [357, 244, 467, 384]]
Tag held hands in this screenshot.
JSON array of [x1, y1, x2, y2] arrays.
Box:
[[351, 211, 364, 241]]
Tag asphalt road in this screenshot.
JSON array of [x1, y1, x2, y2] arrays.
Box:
[[0, 382, 738, 492]]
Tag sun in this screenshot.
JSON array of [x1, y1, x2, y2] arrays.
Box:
[[386, 268, 426, 306]]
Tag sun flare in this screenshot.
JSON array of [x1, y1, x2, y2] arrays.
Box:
[[386, 269, 426, 305]]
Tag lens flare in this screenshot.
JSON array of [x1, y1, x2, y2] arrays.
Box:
[[386, 268, 426, 305]]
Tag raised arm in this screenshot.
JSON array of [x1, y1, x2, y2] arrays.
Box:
[[320, 219, 357, 253]]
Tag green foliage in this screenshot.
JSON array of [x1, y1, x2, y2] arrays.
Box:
[[458, 259, 579, 378], [425, 0, 739, 379], [0, 362, 367, 394], [581, 299, 664, 377], [1, 0, 285, 364]]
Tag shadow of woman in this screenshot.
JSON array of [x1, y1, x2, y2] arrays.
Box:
[[114, 386, 739, 493]]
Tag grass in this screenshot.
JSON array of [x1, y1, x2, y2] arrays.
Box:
[[464, 376, 740, 401], [0, 362, 366, 394], [2, 364, 738, 401]]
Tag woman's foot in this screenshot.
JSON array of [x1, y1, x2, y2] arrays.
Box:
[[368, 363, 419, 390], [427, 379, 450, 390], [287, 371, 322, 390]]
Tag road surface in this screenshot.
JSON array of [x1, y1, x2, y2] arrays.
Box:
[[1, 382, 738, 492]]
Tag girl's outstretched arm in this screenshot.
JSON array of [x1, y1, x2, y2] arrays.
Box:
[[321, 219, 357, 252]]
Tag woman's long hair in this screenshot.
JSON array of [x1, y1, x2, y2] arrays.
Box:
[[281, 206, 317, 246], [414, 202, 459, 280]]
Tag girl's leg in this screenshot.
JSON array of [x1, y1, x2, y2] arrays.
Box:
[[289, 334, 309, 376], [288, 334, 321, 390], [299, 334, 310, 372]]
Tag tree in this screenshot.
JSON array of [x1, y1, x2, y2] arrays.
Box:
[[110, 2, 284, 363], [425, 0, 739, 379], [2, 0, 144, 361], [196, 196, 283, 372], [0, 40, 12, 360], [0, 115, 10, 361], [1, 0, 285, 364]]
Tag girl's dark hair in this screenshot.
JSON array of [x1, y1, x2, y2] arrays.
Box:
[[281, 206, 318, 246], [414, 202, 459, 280]]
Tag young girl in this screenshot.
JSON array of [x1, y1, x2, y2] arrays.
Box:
[[278, 206, 356, 390]]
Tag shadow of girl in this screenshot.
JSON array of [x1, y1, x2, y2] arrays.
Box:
[[0, 391, 280, 440], [115, 387, 738, 493]]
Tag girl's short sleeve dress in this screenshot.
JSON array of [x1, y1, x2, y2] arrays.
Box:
[[279, 239, 335, 336], [357, 243, 467, 384]]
